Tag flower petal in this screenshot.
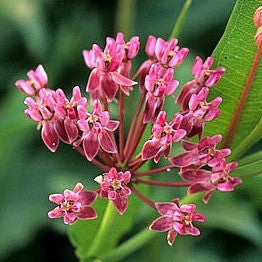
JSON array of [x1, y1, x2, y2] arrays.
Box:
[[155, 202, 177, 216], [78, 190, 98, 205], [98, 130, 117, 153], [77, 206, 97, 220], [150, 216, 174, 232], [48, 207, 63, 219], [83, 132, 100, 161], [41, 121, 59, 152], [111, 71, 137, 86]]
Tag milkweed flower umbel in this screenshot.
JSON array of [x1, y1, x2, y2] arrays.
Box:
[[16, 32, 242, 245]]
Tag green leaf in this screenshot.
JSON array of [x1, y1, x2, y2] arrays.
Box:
[[204, 0, 262, 154]]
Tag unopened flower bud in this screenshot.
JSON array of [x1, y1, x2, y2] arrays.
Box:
[[254, 6, 262, 27]]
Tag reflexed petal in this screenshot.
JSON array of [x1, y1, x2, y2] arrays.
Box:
[[83, 132, 100, 161], [113, 193, 128, 215], [155, 202, 177, 216], [180, 204, 196, 213], [169, 152, 199, 167], [73, 183, 83, 193], [145, 35, 156, 56], [167, 230, 177, 246], [49, 194, 64, 204], [87, 68, 100, 92], [150, 216, 174, 232], [185, 225, 200, 236], [48, 207, 63, 219], [106, 120, 119, 131], [53, 117, 69, 143], [111, 71, 137, 86], [188, 183, 208, 195], [79, 190, 97, 205], [64, 118, 79, 143], [77, 206, 97, 220], [192, 212, 206, 222], [41, 121, 59, 152], [99, 130, 117, 153], [101, 73, 118, 101], [142, 139, 161, 160]]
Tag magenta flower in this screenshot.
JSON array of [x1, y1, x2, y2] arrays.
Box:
[[16, 64, 48, 96], [181, 160, 242, 203], [143, 64, 179, 123], [54, 86, 87, 144], [170, 134, 231, 168], [177, 56, 225, 111], [95, 167, 131, 214], [115, 32, 140, 94], [180, 87, 222, 138], [142, 111, 186, 163], [137, 36, 188, 90], [150, 198, 205, 245], [48, 183, 97, 225], [83, 34, 137, 101], [24, 88, 59, 152], [76, 99, 119, 161]]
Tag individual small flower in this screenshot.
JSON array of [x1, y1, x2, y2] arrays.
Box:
[[95, 167, 131, 214], [176, 56, 225, 111], [83, 34, 137, 101], [24, 88, 59, 152], [142, 111, 186, 163], [116, 32, 140, 94], [143, 64, 179, 123], [150, 198, 205, 245], [15, 64, 48, 96], [48, 183, 98, 225], [180, 87, 222, 138], [76, 99, 119, 161], [137, 36, 188, 90], [181, 159, 242, 203], [54, 86, 87, 144], [170, 134, 231, 168]]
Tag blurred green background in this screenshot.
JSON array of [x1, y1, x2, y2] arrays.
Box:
[[0, 0, 261, 261]]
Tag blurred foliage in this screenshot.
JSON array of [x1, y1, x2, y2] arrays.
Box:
[[0, 0, 261, 261]]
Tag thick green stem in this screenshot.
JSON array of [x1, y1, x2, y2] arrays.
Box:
[[85, 201, 117, 258], [169, 0, 192, 39], [101, 228, 154, 261]]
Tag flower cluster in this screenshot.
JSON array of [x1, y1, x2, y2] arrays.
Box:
[[16, 32, 242, 246]]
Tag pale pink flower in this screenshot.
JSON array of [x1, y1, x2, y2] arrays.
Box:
[[180, 87, 222, 138], [150, 198, 205, 245], [170, 134, 231, 168], [95, 167, 131, 214], [143, 64, 179, 123], [83, 35, 137, 101], [48, 183, 97, 225], [177, 56, 225, 110], [76, 99, 119, 161], [54, 86, 87, 144], [15, 65, 48, 96], [24, 88, 59, 152], [142, 111, 186, 163]]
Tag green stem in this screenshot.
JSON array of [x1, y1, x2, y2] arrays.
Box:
[[85, 201, 117, 258], [115, 0, 135, 37], [169, 0, 192, 40], [229, 117, 262, 161], [101, 228, 155, 261]]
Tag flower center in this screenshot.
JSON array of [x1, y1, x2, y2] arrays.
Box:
[[60, 200, 74, 211], [103, 54, 112, 67]]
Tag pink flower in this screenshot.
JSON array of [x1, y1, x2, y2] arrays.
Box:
[[177, 56, 225, 110], [170, 134, 231, 168], [54, 86, 87, 144], [115, 32, 140, 94], [136, 36, 188, 90], [146, 36, 189, 68], [143, 65, 179, 123], [16, 65, 48, 96], [76, 99, 119, 161], [24, 88, 59, 152], [180, 87, 222, 138], [150, 198, 205, 245], [48, 183, 97, 225], [95, 167, 131, 214], [142, 111, 186, 163], [83, 34, 137, 101], [181, 160, 242, 203]]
